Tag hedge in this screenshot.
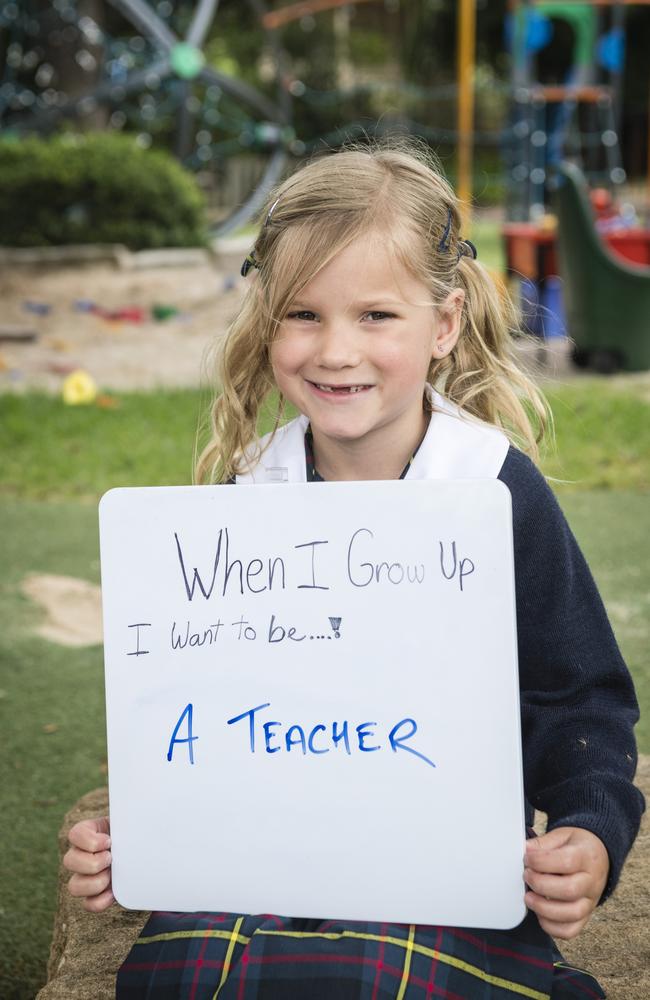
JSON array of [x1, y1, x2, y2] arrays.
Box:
[[0, 132, 209, 249]]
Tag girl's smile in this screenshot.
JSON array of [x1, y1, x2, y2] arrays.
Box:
[[307, 381, 374, 398], [270, 231, 463, 480]]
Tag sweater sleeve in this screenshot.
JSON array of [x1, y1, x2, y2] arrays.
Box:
[[499, 447, 645, 901]]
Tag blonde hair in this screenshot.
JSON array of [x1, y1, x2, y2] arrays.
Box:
[[196, 139, 550, 484]]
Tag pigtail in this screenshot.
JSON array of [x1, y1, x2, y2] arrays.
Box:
[[195, 288, 280, 484], [434, 257, 551, 460]]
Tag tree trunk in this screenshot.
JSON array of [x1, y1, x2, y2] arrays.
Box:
[[41, 0, 109, 129]]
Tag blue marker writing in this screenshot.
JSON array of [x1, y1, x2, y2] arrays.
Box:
[[226, 702, 271, 752], [167, 703, 198, 765], [225, 704, 435, 769], [389, 718, 436, 769]]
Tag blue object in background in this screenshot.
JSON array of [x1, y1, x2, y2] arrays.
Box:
[[23, 300, 52, 316], [597, 28, 625, 73], [504, 11, 554, 54], [519, 278, 543, 336], [540, 276, 567, 339], [519, 277, 566, 339]]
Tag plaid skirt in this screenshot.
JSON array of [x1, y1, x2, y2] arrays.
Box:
[[116, 909, 606, 999]]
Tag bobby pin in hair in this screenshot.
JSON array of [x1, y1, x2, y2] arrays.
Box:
[[265, 198, 280, 225], [437, 208, 478, 262], [438, 206, 453, 252], [457, 239, 478, 262], [241, 203, 478, 277], [240, 198, 281, 276], [240, 251, 259, 277]]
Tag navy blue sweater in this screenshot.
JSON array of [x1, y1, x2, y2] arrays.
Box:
[[239, 438, 645, 901], [498, 447, 645, 900]]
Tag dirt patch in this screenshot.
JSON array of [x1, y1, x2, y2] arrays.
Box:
[[0, 258, 245, 393], [22, 574, 103, 647], [1, 257, 650, 397]]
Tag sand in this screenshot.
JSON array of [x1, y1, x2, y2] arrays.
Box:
[[0, 257, 245, 393]]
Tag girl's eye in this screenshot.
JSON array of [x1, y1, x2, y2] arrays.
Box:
[[286, 310, 317, 321], [364, 311, 394, 322]]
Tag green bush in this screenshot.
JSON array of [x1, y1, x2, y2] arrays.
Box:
[[0, 132, 209, 249]]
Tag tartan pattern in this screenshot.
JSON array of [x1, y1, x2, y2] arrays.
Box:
[[116, 910, 606, 999]]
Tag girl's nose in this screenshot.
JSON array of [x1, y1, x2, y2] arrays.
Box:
[[314, 322, 361, 369]]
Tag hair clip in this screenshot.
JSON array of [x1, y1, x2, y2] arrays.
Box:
[[240, 252, 258, 277], [457, 239, 478, 262], [438, 207, 478, 263], [241, 198, 281, 277], [438, 206, 453, 252], [265, 197, 280, 225]]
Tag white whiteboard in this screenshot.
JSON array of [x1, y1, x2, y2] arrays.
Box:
[[99, 480, 526, 928]]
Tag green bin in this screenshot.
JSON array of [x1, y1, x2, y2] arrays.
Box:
[[551, 162, 650, 373]]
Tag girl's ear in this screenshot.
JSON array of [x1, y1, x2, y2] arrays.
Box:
[[431, 289, 465, 359]]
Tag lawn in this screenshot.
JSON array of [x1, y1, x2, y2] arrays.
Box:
[[0, 381, 648, 999]]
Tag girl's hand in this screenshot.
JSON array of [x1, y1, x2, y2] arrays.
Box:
[[63, 817, 115, 912], [524, 826, 609, 940]]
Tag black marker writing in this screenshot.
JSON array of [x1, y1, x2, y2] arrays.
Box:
[[268, 614, 306, 643], [295, 539, 330, 590], [439, 541, 475, 591], [171, 620, 224, 649], [328, 617, 342, 638], [347, 528, 425, 587], [174, 528, 286, 602], [231, 616, 257, 641], [127, 623, 151, 656]]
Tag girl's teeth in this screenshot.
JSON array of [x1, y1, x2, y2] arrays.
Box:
[[316, 384, 367, 393]]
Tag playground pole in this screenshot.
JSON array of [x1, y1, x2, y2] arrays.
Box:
[[457, 0, 476, 231], [647, 76, 650, 220]]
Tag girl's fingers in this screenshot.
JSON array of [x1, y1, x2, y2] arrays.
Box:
[[536, 916, 585, 941], [525, 891, 592, 925], [524, 845, 581, 876], [525, 828, 609, 882], [68, 817, 111, 853], [65, 817, 115, 911], [523, 868, 589, 902], [63, 846, 112, 876], [82, 887, 115, 913], [67, 868, 112, 900]]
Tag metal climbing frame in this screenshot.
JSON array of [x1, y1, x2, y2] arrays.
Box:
[[0, 0, 293, 235], [507, 0, 628, 221]]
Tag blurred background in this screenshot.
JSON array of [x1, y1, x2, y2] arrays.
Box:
[[0, 3, 649, 998]]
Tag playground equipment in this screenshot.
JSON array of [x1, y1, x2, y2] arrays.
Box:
[[1, 0, 503, 236], [0, 0, 292, 234], [2, 0, 648, 251], [503, 0, 650, 364], [552, 160, 650, 372], [506, 0, 634, 223]]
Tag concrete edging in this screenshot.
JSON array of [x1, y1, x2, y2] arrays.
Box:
[[0, 244, 218, 271]]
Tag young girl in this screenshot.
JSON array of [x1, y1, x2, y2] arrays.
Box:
[[65, 142, 644, 999]]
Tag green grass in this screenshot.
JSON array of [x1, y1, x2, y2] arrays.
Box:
[[543, 382, 650, 491], [0, 390, 208, 500], [470, 217, 505, 273], [559, 491, 649, 753], [2, 382, 649, 500], [0, 502, 105, 1000], [1, 382, 649, 998], [0, 389, 294, 500]]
